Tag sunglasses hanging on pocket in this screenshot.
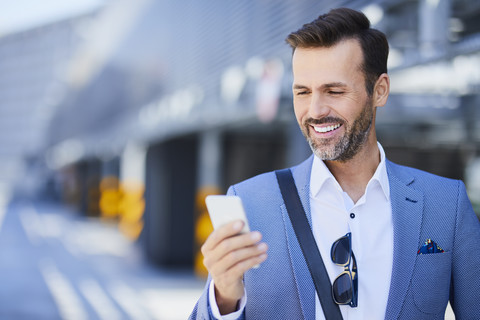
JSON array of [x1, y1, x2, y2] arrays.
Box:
[[331, 232, 358, 308]]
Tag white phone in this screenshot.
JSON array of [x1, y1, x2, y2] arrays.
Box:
[[205, 195, 251, 233]]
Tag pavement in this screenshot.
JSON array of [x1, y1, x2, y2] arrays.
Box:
[[0, 199, 205, 320]]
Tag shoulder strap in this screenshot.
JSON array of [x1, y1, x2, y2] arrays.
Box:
[[275, 168, 343, 320]]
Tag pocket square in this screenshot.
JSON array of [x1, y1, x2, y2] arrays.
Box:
[[417, 239, 444, 254]]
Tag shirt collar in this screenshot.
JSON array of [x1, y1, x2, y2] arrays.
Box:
[[310, 142, 390, 200]]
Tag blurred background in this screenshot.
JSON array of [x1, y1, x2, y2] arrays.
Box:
[[0, 0, 478, 318]]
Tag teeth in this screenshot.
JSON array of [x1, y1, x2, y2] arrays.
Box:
[[313, 123, 341, 133]]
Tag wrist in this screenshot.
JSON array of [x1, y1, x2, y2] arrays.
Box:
[[215, 287, 240, 315]]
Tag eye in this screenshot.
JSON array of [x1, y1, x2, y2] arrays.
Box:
[[295, 91, 309, 96], [329, 91, 343, 95]]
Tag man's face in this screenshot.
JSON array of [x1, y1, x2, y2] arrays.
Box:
[[292, 39, 376, 162]]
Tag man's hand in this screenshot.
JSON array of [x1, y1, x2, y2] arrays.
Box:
[[201, 220, 268, 315]]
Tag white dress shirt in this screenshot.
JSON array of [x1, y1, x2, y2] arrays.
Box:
[[210, 142, 393, 320], [310, 142, 393, 319]]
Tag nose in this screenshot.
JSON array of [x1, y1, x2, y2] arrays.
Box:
[[309, 93, 331, 119]]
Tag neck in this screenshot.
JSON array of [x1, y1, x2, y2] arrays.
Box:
[[324, 137, 380, 203]]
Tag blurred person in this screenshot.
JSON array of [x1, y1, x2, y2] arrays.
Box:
[[190, 8, 480, 320]]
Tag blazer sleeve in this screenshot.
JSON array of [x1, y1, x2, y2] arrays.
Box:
[[189, 276, 214, 320], [450, 180, 480, 319]]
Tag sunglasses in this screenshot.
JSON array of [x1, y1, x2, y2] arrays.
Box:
[[330, 232, 358, 307]]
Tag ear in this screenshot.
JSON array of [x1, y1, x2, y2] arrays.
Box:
[[373, 73, 390, 107]]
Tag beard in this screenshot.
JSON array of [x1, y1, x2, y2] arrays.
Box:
[[302, 98, 375, 162]]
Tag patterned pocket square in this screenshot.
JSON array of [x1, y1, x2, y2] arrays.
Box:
[[417, 239, 444, 254]]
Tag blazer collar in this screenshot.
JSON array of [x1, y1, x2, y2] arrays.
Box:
[[291, 155, 315, 224]]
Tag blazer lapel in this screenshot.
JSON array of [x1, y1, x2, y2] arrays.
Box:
[[384, 160, 424, 320], [280, 156, 316, 319]]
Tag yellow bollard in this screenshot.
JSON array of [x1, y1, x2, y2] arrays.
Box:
[[99, 176, 121, 219], [118, 180, 145, 241], [194, 186, 220, 278]]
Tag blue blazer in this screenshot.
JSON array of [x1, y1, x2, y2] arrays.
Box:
[[190, 156, 480, 319]]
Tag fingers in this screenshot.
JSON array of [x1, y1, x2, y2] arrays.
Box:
[[202, 220, 245, 253], [206, 231, 261, 265], [202, 221, 266, 270], [213, 240, 268, 275], [201, 219, 268, 274]]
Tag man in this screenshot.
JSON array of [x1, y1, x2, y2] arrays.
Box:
[[190, 8, 480, 320]]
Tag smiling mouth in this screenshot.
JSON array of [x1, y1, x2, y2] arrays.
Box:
[[312, 123, 342, 133]]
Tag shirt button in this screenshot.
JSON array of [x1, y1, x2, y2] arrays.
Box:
[[350, 213, 355, 219]]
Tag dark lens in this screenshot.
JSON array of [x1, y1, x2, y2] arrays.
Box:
[[333, 273, 353, 304], [332, 236, 350, 265]]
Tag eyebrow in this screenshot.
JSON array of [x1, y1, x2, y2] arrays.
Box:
[[293, 82, 348, 90], [322, 82, 348, 89], [293, 84, 309, 90]]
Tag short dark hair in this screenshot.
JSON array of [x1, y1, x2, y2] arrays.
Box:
[[286, 8, 389, 95]]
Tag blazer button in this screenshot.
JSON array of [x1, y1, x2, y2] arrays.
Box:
[[350, 213, 355, 219]]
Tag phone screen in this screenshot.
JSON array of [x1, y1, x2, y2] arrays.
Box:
[[205, 195, 250, 233]]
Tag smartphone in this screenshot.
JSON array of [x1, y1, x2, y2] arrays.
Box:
[[205, 195, 251, 233]]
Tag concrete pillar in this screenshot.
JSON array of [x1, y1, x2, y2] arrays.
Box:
[[197, 130, 222, 188], [117, 142, 147, 240], [419, 0, 450, 57], [194, 129, 223, 277]]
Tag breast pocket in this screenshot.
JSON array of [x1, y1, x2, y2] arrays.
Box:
[[412, 251, 452, 314]]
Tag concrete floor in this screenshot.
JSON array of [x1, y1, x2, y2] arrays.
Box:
[[0, 200, 205, 320]]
